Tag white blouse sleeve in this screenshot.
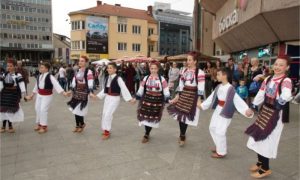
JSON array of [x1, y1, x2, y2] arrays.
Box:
[[161, 76, 170, 98], [177, 74, 184, 92], [197, 69, 205, 96], [136, 76, 147, 97], [0, 81, 3, 92], [234, 93, 253, 118], [278, 78, 293, 105], [32, 81, 38, 94], [71, 76, 76, 88], [50, 75, 64, 94], [118, 77, 132, 102], [96, 89, 106, 100], [17, 74, 26, 93], [252, 77, 268, 106], [200, 90, 215, 110], [87, 70, 94, 90]]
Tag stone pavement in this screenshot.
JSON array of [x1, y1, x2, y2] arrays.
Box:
[[1, 78, 299, 180]]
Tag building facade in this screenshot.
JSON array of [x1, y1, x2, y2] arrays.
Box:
[[153, 2, 193, 56], [0, 0, 53, 66], [53, 33, 70, 64], [200, 0, 300, 80], [68, 1, 158, 61]]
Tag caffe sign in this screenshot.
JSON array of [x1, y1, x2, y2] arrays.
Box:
[[219, 9, 238, 33]]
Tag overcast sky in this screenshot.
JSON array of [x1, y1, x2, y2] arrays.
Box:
[[52, 0, 194, 37]]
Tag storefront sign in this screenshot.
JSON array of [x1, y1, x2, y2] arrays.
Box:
[[86, 16, 108, 54], [219, 9, 238, 33]]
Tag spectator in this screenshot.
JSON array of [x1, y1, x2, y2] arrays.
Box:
[[163, 62, 170, 82], [66, 64, 74, 91], [227, 57, 237, 84], [125, 63, 136, 94], [246, 57, 263, 104], [58, 65, 67, 91], [212, 59, 222, 89], [168, 62, 180, 98], [204, 61, 213, 97], [233, 62, 245, 87], [16, 61, 29, 95], [236, 79, 248, 101]]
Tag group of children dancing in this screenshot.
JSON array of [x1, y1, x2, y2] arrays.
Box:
[[0, 53, 293, 179]]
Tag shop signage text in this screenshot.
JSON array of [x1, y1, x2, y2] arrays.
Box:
[[219, 9, 238, 33]]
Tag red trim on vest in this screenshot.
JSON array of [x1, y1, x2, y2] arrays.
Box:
[[218, 100, 225, 107], [38, 89, 53, 95]]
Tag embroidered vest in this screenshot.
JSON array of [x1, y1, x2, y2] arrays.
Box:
[[211, 84, 236, 119], [104, 75, 121, 94], [37, 73, 53, 90]]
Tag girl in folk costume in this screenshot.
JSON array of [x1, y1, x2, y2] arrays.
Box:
[[96, 62, 135, 140], [168, 51, 205, 146], [245, 55, 293, 179], [0, 60, 26, 133], [67, 56, 95, 133], [25, 62, 69, 134], [198, 68, 254, 158], [135, 61, 170, 143]]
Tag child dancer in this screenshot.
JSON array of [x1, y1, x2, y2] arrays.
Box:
[[236, 79, 249, 101], [67, 56, 95, 133], [245, 55, 293, 179], [0, 60, 26, 133], [96, 62, 135, 140], [135, 61, 170, 143], [198, 68, 253, 158], [26, 62, 68, 133], [168, 51, 205, 146]]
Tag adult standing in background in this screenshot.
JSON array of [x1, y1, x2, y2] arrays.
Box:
[[168, 62, 180, 98], [125, 63, 136, 94], [58, 65, 67, 91], [204, 61, 213, 97], [16, 60, 29, 95], [212, 59, 222, 90], [246, 57, 263, 105], [66, 64, 74, 91]]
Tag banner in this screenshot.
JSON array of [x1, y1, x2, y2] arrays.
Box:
[[86, 16, 108, 54]]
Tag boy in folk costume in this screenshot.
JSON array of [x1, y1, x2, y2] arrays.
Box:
[[135, 61, 170, 143], [168, 51, 205, 147], [96, 62, 135, 140], [0, 60, 26, 133], [25, 62, 69, 134], [67, 56, 95, 133], [245, 55, 293, 179], [198, 68, 254, 158]]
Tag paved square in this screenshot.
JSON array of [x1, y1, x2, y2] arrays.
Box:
[[1, 78, 299, 180]]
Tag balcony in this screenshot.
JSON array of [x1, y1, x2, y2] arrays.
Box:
[[148, 34, 159, 42]]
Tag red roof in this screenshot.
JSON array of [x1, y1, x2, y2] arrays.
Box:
[[69, 3, 157, 23]]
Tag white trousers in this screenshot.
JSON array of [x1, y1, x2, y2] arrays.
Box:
[[101, 95, 120, 131], [209, 106, 232, 156], [35, 94, 53, 126]]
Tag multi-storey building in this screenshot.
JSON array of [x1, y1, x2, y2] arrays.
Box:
[[153, 2, 193, 56], [0, 0, 53, 66], [68, 1, 158, 61]]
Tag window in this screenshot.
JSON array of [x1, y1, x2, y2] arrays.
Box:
[[132, 25, 141, 34], [118, 24, 127, 33], [81, 21, 85, 29], [149, 45, 154, 52], [132, 43, 141, 52], [81, 41, 85, 49], [71, 21, 84, 30], [118, 42, 127, 51], [148, 28, 154, 36]]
